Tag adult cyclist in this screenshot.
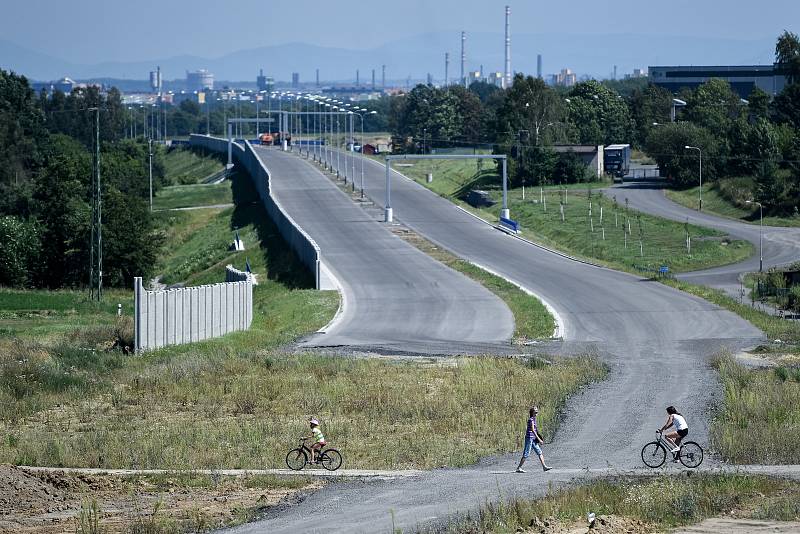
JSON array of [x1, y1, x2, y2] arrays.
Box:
[[659, 405, 688, 453]]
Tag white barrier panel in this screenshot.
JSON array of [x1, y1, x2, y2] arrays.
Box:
[[134, 266, 254, 352]]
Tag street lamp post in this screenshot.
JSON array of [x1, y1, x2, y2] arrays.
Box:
[[684, 145, 703, 211], [746, 200, 764, 272]]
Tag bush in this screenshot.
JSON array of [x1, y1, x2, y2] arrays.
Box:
[[0, 216, 41, 288]]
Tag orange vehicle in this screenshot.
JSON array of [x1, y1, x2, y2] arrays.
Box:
[[259, 133, 274, 145]]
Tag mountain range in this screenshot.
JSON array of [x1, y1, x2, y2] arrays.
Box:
[[0, 31, 777, 84]]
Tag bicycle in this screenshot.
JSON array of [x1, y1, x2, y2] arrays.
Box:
[[285, 438, 343, 471], [641, 430, 703, 468]]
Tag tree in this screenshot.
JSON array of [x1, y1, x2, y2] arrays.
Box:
[[0, 70, 48, 218], [772, 82, 800, 129], [553, 151, 592, 184], [102, 188, 162, 287], [747, 86, 771, 122], [0, 216, 40, 287], [508, 145, 558, 187], [390, 85, 461, 147], [495, 74, 564, 146], [645, 122, 720, 187], [566, 80, 632, 145], [447, 85, 485, 142], [684, 79, 743, 135], [630, 83, 673, 147], [776, 30, 800, 85]]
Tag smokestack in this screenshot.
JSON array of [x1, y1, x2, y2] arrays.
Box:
[[316, 68, 320, 87], [461, 31, 466, 88], [356, 69, 360, 85], [537, 55, 542, 79], [445, 52, 449, 86], [613, 65, 618, 80], [372, 68, 376, 89], [504, 5, 511, 89], [382, 64, 386, 88]]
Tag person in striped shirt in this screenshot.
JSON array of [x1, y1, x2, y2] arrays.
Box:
[[516, 406, 552, 473]]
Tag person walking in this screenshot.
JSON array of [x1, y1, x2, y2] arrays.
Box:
[[516, 406, 552, 473]]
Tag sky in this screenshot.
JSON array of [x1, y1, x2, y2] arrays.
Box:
[[2, 0, 798, 64]]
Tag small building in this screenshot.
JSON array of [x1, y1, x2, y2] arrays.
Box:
[[552, 145, 604, 177]]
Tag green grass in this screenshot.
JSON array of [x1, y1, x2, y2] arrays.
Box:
[[444, 474, 800, 533], [666, 184, 800, 227], [0, 353, 605, 470], [162, 147, 225, 185], [0, 288, 133, 342], [711, 356, 800, 464], [153, 182, 232, 210], [395, 161, 754, 275]]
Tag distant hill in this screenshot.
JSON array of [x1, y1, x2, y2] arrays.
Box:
[[0, 32, 775, 85]]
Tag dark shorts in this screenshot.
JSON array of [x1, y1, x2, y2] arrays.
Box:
[[677, 428, 688, 438]]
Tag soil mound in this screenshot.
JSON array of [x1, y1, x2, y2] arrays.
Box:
[[0, 464, 69, 516]]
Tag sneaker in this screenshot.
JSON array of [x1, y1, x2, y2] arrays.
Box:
[[516, 468, 526, 473], [543, 466, 553, 472]]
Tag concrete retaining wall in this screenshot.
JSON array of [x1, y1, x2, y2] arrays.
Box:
[[134, 266, 253, 352], [190, 134, 322, 288]]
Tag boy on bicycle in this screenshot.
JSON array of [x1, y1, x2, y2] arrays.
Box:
[[305, 417, 326, 463]]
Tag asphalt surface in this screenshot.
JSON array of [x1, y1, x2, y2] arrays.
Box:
[[602, 181, 800, 298], [251, 146, 514, 354], [226, 151, 765, 534]]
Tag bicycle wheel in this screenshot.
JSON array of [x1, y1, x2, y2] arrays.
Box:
[[320, 448, 343, 471], [641, 441, 666, 468], [286, 448, 308, 471], [678, 442, 703, 468]]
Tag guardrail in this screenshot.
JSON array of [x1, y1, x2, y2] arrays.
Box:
[[189, 135, 322, 289], [133, 266, 253, 352]]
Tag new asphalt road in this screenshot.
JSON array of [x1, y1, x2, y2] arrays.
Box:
[[604, 181, 800, 298], [225, 149, 764, 533], [251, 146, 514, 354]]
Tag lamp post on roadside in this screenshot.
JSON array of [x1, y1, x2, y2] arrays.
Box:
[[746, 200, 764, 272], [684, 145, 703, 211]]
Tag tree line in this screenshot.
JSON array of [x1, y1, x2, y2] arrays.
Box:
[[0, 70, 166, 289], [386, 31, 800, 214]]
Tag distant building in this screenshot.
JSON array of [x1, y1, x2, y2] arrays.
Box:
[[292, 72, 300, 88], [186, 69, 214, 92], [649, 65, 787, 98], [487, 72, 504, 87], [552, 68, 576, 87], [149, 67, 162, 94]]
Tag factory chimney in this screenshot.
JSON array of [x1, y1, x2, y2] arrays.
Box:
[[445, 52, 450, 86], [461, 31, 466, 87], [504, 6, 511, 88]]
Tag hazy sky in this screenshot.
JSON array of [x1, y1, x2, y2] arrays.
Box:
[[2, 0, 798, 63]]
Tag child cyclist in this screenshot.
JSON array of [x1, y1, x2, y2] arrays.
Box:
[[305, 417, 326, 463]]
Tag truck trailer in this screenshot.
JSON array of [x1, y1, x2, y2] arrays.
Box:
[[604, 144, 631, 182]]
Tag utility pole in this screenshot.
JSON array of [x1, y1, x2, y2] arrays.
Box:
[[89, 107, 102, 300], [149, 138, 154, 212]]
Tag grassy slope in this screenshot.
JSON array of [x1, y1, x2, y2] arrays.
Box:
[[153, 182, 232, 210], [397, 160, 754, 274], [447, 474, 800, 532], [712, 356, 800, 464], [162, 147, 225, 185], [666, 184, 800, 228]]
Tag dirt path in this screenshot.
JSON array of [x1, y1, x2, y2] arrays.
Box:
[[19, 466, 424, 480]]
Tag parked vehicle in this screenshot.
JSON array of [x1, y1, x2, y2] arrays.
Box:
[[604, 144, 631, 180]]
